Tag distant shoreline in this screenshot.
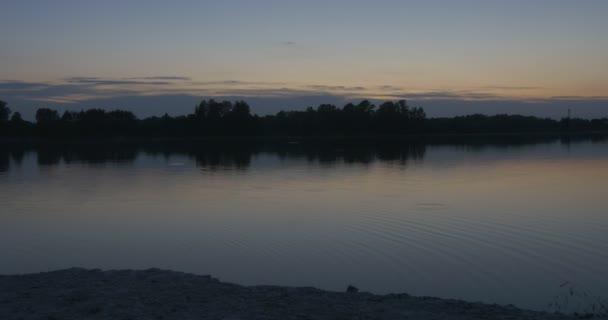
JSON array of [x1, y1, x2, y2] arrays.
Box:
[[0, 268, 575, 319], [2, 99, 607, 141], [1, 131, 607, 145]]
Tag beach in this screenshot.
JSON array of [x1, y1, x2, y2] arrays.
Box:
[[0, 268, 576, 320]]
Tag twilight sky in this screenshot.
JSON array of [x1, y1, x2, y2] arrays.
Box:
[[1, 0, 607, 119]]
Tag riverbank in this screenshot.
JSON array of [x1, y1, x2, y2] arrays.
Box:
[[0, 268, 575, 320], [1, 130, 608, 144]]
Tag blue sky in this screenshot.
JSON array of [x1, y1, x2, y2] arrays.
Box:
[[1, 0, 607, 119]]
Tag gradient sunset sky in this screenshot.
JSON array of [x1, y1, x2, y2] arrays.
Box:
[[1, 0, 607, 119]]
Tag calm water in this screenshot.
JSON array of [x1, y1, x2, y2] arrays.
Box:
[[1, 138, 607, 310]]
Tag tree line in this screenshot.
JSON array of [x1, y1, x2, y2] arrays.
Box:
[[1, 99, 607, 138]]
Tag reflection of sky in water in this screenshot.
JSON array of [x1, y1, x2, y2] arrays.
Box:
[[0, 140, 607, 311]]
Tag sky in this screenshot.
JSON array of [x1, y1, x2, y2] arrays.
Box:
[[1, 0, 607, 119]]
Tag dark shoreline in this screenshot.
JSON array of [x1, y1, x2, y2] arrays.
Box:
[[1, 131, 607, 145], [0, 268, 576, 320]]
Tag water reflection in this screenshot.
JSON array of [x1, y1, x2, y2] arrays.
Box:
[[1, 141, 428, 171], [0, 151, 8, 172], [2, 134, 605, 172]]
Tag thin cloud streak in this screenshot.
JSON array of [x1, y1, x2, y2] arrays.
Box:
[[65, 77, 174, 86], [479, 86, 544, 91], [306, 85, 366, 92], [549, 96, 608, 100], [127, 76, 192, 81], [0, 80, 52, 91]]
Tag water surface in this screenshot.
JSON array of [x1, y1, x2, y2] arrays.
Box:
[[1, 138, 607, 310]]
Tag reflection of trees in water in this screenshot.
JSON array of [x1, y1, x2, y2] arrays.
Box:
[[10, 148, 25, 166], [0, 150, 9, 172], [0, 144, 141, 169], [560, 134, 608, 146], [36, 149, 62, 166], [61, 148, 139, 165], [0, 134, 605, 172], [426, 133, 608, 152], [0, 149, 26, 172], [273, 143, 426, 166], [134, 141, 428, 169], [191, 148, 252, 170], [0, 148, 25, 172], [376, 143, 426, 164], [0, 141, 428, 171], [34, 145, 139, 166], [426, 135, 559, 152], [142, 143, 256, 170]]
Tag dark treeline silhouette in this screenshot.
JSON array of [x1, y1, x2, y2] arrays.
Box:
[[1, 99, 607, 138]]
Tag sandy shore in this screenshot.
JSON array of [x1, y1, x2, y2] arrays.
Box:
[[0, 268, 574, 320]]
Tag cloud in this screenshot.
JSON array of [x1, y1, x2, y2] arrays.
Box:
[[377, 85, 403, 91], [189, 80, 286, 86], [65, 77, 173, 86], [549, 95, 608, 100], [1, 79, 139, 104], [221, 80, 248, 85], [384, 91, 503, 101], [306, 85, 366, 92], [27, 94, 103, 104], [281, 41, 296, 46], [479, 86, 544, 91], [0, 80, 52, 92], [127, 76, 192, 81]]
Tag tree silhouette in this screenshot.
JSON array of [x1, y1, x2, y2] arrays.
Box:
[[35, 108, 60, 124], [0, 99, 606, 138], [0, 100, 10, 122], [231, 100, 251, 118], [10, 112, 23, 123]]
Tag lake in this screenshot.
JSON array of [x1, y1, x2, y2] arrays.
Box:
[[1, 137, 607, 311]]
